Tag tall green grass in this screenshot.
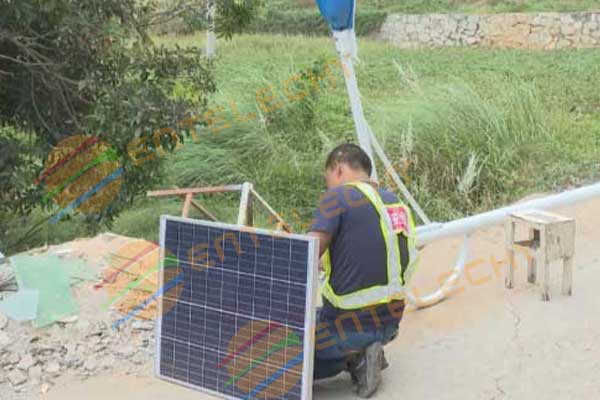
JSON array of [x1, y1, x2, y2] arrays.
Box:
[[143, 34, 599, 229], [377, 81, 561, 219], [4, 34, 599, 252]]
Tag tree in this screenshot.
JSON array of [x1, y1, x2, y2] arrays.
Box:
[[0, 0, 260, 226], [150, 0, 262, 38]]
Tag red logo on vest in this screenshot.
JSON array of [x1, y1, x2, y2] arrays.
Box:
[[387, 206, 408, 232]]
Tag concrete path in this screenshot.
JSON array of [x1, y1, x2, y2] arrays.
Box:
[[41, 197, 600, 400]]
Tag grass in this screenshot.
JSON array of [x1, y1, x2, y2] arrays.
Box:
[[4, 33, 600, 253], [132, 34, 600, 229]]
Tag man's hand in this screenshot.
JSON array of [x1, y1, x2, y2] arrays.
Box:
[[308, 231, 332, 258]]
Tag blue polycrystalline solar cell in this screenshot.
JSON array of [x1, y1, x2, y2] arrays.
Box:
[[157, 217, 316, 400]]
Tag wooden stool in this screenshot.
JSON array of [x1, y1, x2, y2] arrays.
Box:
[[505, 210, 575, 301]]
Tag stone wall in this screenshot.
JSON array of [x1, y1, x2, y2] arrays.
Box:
[[377, 12, 600, 49]]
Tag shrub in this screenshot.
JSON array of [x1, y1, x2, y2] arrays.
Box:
[[249, 9, 387, 36], [182, 8, 388, 37]]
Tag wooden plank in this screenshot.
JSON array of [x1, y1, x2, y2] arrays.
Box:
[[527, 229, 538, 284], [181, 193, 193, 218], [246, 190, 254, 227], [237, 182, 253, 226], [562, 256, 573, 296], [505, 219, 515, 289], [540, 227, 550, 301], [514, 239, 537, 249], [511, 210, 574, 225], [250, 188, 293, 232], [189, 199, 218, 221], [147, 185, 243, 197]]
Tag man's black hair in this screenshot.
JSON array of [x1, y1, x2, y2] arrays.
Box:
[[325, 143, 372, 176]]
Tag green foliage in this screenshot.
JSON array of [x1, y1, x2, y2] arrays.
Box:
[[181, 9, 209, 33], [215, 0, 264, 39], [177, 0, 265, 36], [263, 60, 329, 147], [5, 32, 600, 252], [1, 0, 147, 139], [248, 9, 330, 36], [0, 127, 43, 216], [81, 42, 216, 223], [1, 1, 207, 216], [183, 6, 387, 36], [146, 35, 599, 228], [1, 208, 99, 255], [382, 81, 558, 217], [247, 9, 387, 37], [0, 0, 258, 227]]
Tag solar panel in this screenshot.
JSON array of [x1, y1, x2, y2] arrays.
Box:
[[155, 216, 318, 400]]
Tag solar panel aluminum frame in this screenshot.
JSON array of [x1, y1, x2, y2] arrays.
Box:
[[155, 215, 319, 400]]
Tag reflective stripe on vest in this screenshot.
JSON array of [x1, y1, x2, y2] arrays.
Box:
[[321, 182, 419, 310]]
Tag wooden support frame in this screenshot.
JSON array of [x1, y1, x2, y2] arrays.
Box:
[[147, 182, 292, 233], [237, 182, 254, 226], [189, 198, 218, 221], [147, 185, 243, 197], [251, 188, 292, 232], [181, 193, 193, 218]]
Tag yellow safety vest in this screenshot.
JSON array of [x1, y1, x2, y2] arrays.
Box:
[[321, 182, 418, 310]]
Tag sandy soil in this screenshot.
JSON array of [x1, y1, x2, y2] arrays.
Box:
[[37, 196, 600, 400]]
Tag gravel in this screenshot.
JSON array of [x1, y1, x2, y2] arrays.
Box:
[[0, 312, 157, 397]]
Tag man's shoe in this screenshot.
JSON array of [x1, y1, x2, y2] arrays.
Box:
[[346, 353, 361, 389], [381, 351, 389, 371], [350, 342, 383, 398]]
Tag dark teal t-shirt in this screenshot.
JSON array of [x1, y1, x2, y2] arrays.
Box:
[[310, 184, 407, 331]]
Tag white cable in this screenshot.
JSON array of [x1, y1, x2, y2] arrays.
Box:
[[367, 124, 431, 225], [405, 234, 471, 308]]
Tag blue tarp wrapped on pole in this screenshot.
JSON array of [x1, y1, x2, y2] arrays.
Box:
[[315, 0, 355, 30]]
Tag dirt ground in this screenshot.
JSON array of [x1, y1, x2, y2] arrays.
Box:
[[35, 195, 600, 400]]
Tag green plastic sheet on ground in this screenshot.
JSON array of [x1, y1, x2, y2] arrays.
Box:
[[0, 288, 39, 321], [59, 255, 97, 284], [10, 255, 79, 327]]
